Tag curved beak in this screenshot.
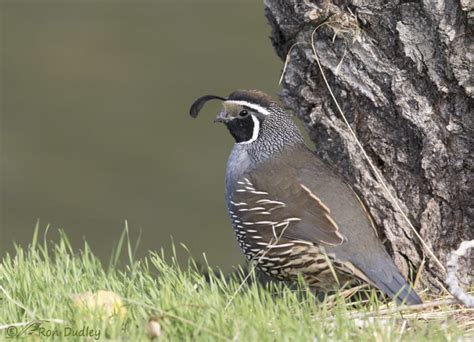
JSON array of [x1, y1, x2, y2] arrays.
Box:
[[213, 111, 228, 123]]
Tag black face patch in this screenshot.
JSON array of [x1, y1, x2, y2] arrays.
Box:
[[225, 115, 255, 143]]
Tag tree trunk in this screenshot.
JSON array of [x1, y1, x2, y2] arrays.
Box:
[[264, 0, 473, 290]]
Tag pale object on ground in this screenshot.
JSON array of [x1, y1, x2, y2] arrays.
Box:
[[446, 240, 474, 308], [72, 290, 126, 319], [146, 318, 162, 339]]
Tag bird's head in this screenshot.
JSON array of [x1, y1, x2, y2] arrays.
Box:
[[190, 90, 303, 146]]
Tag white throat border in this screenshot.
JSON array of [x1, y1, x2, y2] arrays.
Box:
[[238, 114, 260, 145]]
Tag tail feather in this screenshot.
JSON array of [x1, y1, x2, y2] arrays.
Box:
[[354, 254, 422, 305], [372, 269, 422, 305]]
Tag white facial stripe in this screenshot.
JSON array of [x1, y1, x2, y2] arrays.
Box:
[[238, 114, 260, 145], [225, 100, 272, 116]]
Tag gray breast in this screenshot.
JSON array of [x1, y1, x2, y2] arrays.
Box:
[[224, 144, 252, 202]]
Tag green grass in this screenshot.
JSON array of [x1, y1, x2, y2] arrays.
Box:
[[0, 226, 471, 341]]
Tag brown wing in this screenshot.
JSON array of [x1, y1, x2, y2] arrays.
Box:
[[231, 162, 345, 247]]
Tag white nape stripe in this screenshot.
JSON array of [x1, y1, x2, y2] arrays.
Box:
[[225, 100, 272, 116], [237, 114, 260, 145]]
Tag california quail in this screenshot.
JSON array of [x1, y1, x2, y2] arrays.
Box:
[[190, 90, 422, 305]]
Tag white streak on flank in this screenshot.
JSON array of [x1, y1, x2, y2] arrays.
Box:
[[236, 181, 246, 185], [235, 189, 246, 192], [254, 221, 278, 225], [245, 186, 256, 191], [266, 243, 295, 249], [230, 201, 247, 206], [256, 242, 269, 246], [256, 199, 285, 206], [261, 256, 281, 262], [250, 190, 269, 195], [277, 249, 293, 256], [245, 229, 257, 233], [251, 235, 263, 239], [242, 222, 255, 225], [293, 240, 314, 247], [238, 207, 266, 212], [285, 217, 301, 222], [225, 100, 272, 116], [237, 114, 260, 145]]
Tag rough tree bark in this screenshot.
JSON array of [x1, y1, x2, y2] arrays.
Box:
[[264, 0, 473, 290]]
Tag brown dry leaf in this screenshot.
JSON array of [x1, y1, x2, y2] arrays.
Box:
[[72, 290, 126, 319]]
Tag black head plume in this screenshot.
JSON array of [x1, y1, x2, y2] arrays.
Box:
[[189, 95, 227, 118]]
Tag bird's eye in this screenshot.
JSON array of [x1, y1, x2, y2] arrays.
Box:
[[239, 110, 248, 117]]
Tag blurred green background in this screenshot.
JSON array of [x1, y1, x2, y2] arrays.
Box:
[[1, 0, 283, 269]]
